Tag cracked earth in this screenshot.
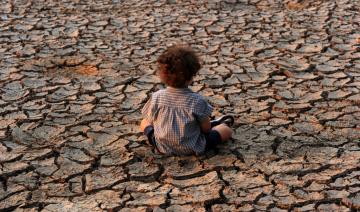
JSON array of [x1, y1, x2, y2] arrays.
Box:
[[0, 0, 360, 211]]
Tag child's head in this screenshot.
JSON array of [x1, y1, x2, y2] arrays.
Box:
[[157, 45, 201, 88]]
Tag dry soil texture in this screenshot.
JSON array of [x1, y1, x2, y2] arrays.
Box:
[[0, 0, 360, 211]]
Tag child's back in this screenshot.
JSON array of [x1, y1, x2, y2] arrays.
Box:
[[140, 45, 233, 155], [142, 87, 212, 155]]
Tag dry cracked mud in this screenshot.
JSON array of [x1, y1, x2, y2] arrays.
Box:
[[0, 0, 360, 211]]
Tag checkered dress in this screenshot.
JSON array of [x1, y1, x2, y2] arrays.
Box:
[[141, 87, 213, 155]]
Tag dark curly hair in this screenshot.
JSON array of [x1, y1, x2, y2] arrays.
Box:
[[157, 45, 201, 88]]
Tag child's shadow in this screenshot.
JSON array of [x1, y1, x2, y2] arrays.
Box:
[[138, 124, 355, 182]]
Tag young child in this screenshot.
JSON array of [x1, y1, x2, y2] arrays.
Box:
[[140, 45, 233, 155]]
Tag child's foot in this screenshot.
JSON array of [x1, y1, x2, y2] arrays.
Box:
[[210, 115, 234, 127]]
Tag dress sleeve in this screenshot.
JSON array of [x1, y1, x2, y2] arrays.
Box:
[[193, 97, 213, 123], [141, 97, 155, 124]]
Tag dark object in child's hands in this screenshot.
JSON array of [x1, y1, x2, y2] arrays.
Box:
[[210, 115, 234, 128]]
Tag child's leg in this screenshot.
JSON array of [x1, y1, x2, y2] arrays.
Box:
[[212, 123, 233, 142], [204, 123, 233, 151], [140, 119, 157, 147], [140, 119, 151, 132]]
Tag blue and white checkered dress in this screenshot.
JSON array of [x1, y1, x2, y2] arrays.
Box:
[[141, 87, 213, 155]]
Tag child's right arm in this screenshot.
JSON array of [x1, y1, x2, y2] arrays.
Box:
[[194, 97, 213, 133], [200, 117, 211, 133]]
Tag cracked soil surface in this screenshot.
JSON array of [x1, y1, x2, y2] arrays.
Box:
[[0, 0, 360, 211]]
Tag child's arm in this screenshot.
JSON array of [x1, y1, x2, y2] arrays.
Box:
[[194, 97, 213, 133], [200, 117, 211, 133]]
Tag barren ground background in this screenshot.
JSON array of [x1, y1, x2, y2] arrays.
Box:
[[0, 0, 360, 211]]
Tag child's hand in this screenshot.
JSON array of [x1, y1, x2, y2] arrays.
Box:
[[200, 117, 211, 133]]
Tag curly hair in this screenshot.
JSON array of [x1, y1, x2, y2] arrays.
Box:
[[157, 45, 201, 88]]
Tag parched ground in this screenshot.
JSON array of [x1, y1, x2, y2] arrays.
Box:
[[1, 0, 360, 211]]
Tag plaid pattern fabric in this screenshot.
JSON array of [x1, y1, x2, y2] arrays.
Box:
[[141, 87, 213, 155]]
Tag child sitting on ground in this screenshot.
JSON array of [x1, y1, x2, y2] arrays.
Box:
[[140, 44, 233, 155]]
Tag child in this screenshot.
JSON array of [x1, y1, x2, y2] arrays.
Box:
[[140, 45, 233, 155]]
